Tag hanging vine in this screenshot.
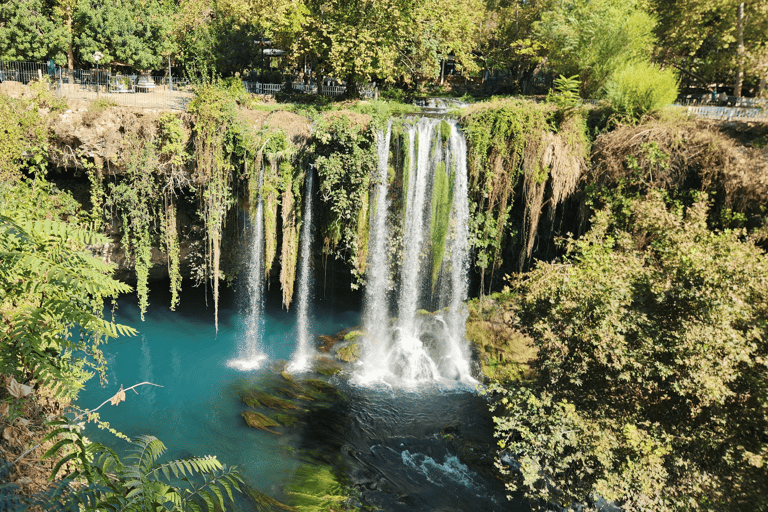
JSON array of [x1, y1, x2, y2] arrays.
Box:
[[188, 85, 240, 330], [312, 113, 377, 287], [105, 134, 160, 319], [156, 113, 191, 310]]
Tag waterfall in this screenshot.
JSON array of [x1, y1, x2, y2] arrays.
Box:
[[288, 168, 315, 372], [397, 119, 434, 334], [228, 178, 268, 371], [357, 121, 393, 384], [355, 118, 477, 388], [440, 123, 474, 383]]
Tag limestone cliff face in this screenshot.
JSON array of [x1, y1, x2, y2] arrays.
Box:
[[49, 104, 203, 284], [49, 103, 194, 174], [47, 102, 313, 286]]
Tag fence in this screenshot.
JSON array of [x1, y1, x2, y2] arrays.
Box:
[[0, 60, 194, 110], [679, 105, 768, 123]]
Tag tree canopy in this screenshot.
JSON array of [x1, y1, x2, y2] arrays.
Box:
[[0, 0, 765, 95]]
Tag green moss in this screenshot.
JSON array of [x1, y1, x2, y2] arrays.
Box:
[[286, 464, 349, 512], [242, 411, 281, 434], [439, 119, 451, 143], [342, 330, 363, 341], [275, 413, 299, 427], [302, 379, 343, 400], [336, 343, 360, 363], [245, 485, 297, 512], [429, 161, 454, 290], [465, 297, 537, 384], [244, 391, 300, 411]]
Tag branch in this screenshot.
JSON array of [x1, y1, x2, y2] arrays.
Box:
[[71, 381, 163, 423], [11, 382, 163, 466]]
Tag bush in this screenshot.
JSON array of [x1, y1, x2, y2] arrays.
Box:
[[604, 61, 678, 120], [489, 191, 768, 511]]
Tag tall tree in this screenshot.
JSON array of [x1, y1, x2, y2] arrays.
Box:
[[74, 0, 176, 70], [534, 0, 656, 97], [294, 0, 484, 87], [0, 0, 67, 64], [651, 0, 768, 93]]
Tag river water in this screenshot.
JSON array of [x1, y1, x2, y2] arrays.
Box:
[[76, 283, 520, 511]]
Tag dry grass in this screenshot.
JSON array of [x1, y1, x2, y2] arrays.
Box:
[[591, 118, 768, 214]]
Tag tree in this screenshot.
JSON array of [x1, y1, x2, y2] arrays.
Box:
[[651, 0, 768, 95], [534, 0, 656, 97], [294, 0, 484, 87], [489, 191, 768, 510], [0, 0, 68, 64], [74, 0, 176, 70]]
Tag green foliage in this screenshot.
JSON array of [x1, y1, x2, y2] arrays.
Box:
[[535, 0, 657, 98], [74, 0, 175, 69], [460, 99, 548, 289], [490, 191, 768, 510], [42, 422, 243, 512], [604, 61, 679, 120], [313, 113, 377, 284], [0, 179, 135, 394], [105, 136, 160, 319], [547, 74, 582, 112], [187, 84, 241, 329], [0, 0, 68, 63], [0, 92, 56, 182]]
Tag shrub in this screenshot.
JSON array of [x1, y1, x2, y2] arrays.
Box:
[[488, 191, 768, 510], [604, 61, 678, 120]]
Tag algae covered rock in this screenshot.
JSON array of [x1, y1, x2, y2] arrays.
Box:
[[243, 391, 300, 411], [336, 343, 360, 362]]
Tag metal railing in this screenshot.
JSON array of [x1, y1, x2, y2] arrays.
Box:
[[57, 70, 193, 109], [0, 61, 53, 84], [679, 105, 768, 123], [0, 60, 193, 110], [1, 61, 384, 109]]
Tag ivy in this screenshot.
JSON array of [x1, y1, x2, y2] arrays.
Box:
[[105, 135, 160, 319], [461, 98, 548, 291]]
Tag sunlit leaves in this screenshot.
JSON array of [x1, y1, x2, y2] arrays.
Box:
[[491, 191, 768, 510], [0, 179, 135, 394]]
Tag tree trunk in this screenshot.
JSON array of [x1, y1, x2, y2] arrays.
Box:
[[66, 9, 74, 84], [734, 2, 744, 98]]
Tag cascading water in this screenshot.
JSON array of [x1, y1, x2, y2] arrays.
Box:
[[356, 118, 477, 388], [288, 168, 315, 372], [227, 177, 268, 371], [357, 121, 394, 384]]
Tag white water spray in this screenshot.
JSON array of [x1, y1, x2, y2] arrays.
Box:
[[357, 122, 393, 384], [228, 182, 268, 371], [288, 168, 315, 373], [355, 118, 477, 388]]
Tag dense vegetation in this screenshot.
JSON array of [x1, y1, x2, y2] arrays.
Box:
[[486, 190, 768, 511], [2, 0, 767, 97]]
